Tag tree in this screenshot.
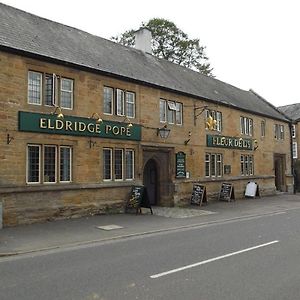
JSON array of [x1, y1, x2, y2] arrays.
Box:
[[111, 18, 213, 77]]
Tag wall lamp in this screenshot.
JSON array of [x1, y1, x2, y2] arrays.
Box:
[[90, 112, 103, 123], [123, 117, 133, 127], [157, 124, 171, 139], [51, 106, 64, 119]]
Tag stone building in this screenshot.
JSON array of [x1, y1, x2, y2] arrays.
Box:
[[278, 103, 300, 191], [0, 3, 293, 226]]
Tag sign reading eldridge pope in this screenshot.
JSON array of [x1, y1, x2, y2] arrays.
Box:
[[207, 134, 253, 150], [18, 111, 141, 141]]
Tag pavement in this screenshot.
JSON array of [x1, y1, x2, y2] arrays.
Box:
[[1, 193, 300, 257]]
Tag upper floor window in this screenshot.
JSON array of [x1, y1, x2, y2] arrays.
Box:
[[206, 110, 222, 132], [28, 71, 74, 109], [292, 124, 296, 138], [274, 124, 284, 140], [103, 87, 136, 118], [160, 99, 183, 125], [240, 116, 253, 136]]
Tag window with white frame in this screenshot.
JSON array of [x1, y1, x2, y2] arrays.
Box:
[[103, 86, 113, 115], [293, 142, 298, 159], [206, 110, 222, 131], [104, 87, 135, 118], [205, 153, 223, 177], [28, 71, 74, 109], [274, 124, 284, 140], [240, 154, 254, 176], [160, 99, 183, 125], [240, 116, 253, 136], [103, 148, 135, 181], [27, 144, 72, 184], [292, 124, 296, 138]]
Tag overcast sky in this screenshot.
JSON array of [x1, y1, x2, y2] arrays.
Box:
[[2, 0, 299, 107]]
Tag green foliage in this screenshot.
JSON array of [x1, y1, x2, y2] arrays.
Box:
[[111, 18, 213, 76]]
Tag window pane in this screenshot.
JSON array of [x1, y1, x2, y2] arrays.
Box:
[[103, 149, 112, 180], [126, 92, 135, 118], [175, 103, 182, 125], [60, 147, 71, 182], [114, 149, 123, 180], [167, 107, 175, 124], [28, 71, 42, 105], [60, 78, 73, 109], [160, 99, 166, 122], [104, 87, 113, 114], [211, 154, 216, 176], [205, 154, 210, 177], [45, 74, 54, 106], [27, 145, 40, 183], [216, 154, 222, 177], [125, 150, 134, 179], [44, 146, 56, 183], [116, 89, 124, 116], [216, 112, 222, 131], [240, 155, 244, 175]]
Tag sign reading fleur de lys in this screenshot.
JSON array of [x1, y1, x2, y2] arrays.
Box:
[[207, 134, 254, 150], [18, 111, 141, 141]]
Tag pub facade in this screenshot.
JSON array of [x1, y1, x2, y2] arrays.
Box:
[[0, 3, 293, 226]]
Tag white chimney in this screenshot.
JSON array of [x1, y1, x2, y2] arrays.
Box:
[[134, 27, 152, 54]]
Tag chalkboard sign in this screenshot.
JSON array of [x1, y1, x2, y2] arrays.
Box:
[[219, 183, 235, 202], [191, 184, 207, 206], [245, 182, 260, 198], [176, 152, 186, 178], [125, 186, 153, 214]]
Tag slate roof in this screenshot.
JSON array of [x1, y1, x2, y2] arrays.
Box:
[[0, 3, 288, 122], [278, 104, 300, 121]]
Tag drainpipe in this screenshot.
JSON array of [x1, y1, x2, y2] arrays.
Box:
[[289, 122, 296, 194]]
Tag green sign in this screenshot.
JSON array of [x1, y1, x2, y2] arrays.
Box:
[[18, 111, 141, 141], [176, 152, 186, 178], [207, 134, 253, 150]]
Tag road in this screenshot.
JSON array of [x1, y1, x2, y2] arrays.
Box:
[[1, 209, 300, 300]]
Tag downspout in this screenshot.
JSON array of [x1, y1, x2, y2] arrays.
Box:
[[289, 122, 296, 194]]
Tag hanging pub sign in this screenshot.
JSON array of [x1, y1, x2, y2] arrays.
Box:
[[18, 111, 141, 141], [191, 184, 207, 206], [207, 134, 253, 150], [175, 152, 186, 178]]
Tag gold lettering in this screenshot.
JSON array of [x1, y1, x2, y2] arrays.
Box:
[[78, 122, 86, 132], [39, 118, 47, 129], [120, 127, 126, 135], [126, 127, 131, 136], [112, 126, 120, 135], [220, 137, 225, 146], [55, 119, 64, 130], [229, 139, 233, 147], [47, 119, 54, 129], [66, 121, 73, 131], [74, 122, 78, 131], [105, 125, 112, 134], [87, 123, 95, 133], [95, 124, 101, 133]]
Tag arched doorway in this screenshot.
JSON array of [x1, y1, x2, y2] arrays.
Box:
[[143, 159, 158, 205]]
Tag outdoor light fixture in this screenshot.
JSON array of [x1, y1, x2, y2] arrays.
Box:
[[157, 124, 171, 139], [123, 117, 133, 127], [90, 112, 103, 123], [52, 106, 64, 119]]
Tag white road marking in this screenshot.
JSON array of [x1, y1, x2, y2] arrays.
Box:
[[150, 240, 279, 279]]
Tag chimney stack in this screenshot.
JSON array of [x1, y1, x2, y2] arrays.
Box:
[[134, 27, 152, 54]]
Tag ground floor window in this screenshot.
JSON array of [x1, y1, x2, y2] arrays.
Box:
[[240, 154, 254, 176], [205, 153, 223, 177], [103, 148, 135, 181], [27, 144, 72, 184]]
